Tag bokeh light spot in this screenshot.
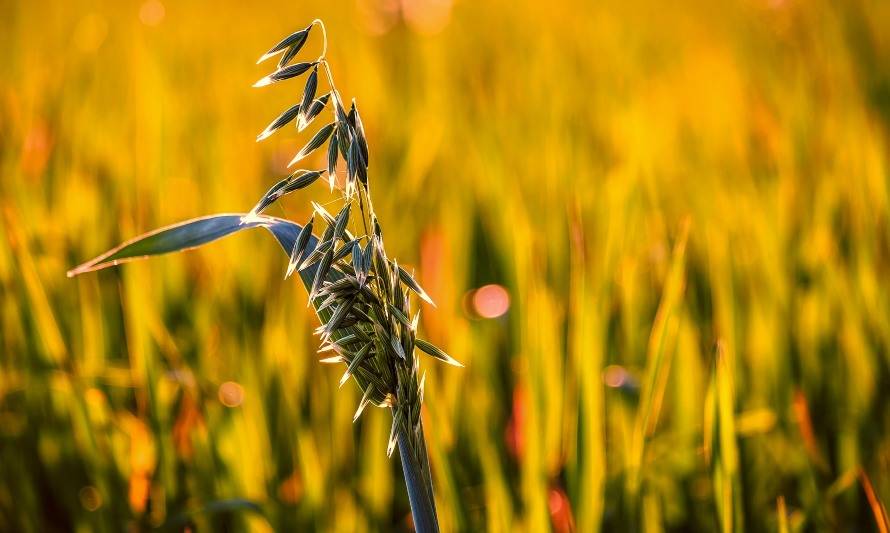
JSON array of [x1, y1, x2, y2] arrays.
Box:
[[139, 0, 165, 26], [79, 486, 102, 511], [471, 284, 510, 318], [356, 0, 400, 36], [402, 0, 453, 35], [603, 365, 629, 388], [218, 381, 244, 407]]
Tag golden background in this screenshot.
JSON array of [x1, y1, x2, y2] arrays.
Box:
[[1, 0, 888, 530]]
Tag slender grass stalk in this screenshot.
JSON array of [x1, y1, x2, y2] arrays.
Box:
[[69, 17, 460, 532]]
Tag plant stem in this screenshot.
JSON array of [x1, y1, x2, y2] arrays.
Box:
[[397, 420, 440, 533]]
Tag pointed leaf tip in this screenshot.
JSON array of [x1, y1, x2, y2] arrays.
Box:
[[353, 383, 375, 422], [257, 25, 312, 65], [398, 266, 436, 306], [289, 122, 335, 167], [415, 338, 463, 367], [257, 103, 301, 142]]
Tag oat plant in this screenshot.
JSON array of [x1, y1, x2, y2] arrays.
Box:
[[68, 19, 458, 532]]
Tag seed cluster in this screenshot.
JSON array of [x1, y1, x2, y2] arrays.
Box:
[[252, 20, 461, 460]]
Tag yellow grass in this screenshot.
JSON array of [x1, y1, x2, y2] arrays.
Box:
[[1, 0, 888, 530]]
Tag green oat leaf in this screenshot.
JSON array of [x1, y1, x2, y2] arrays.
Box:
[[276, 27, 311, 69], [257, 25, 311, 64], [289, 122, 335, 167], [415, 338, 463, 367], [298, 66, 319, 127], [340, 342, 372, 387], [352, 99, 370, 165], [353, 382, 376, 422], [257, 103, 301, 141], [389, 304, 411, 329], [299, 93, 330, 132], [327, 130, 339, 190], [398, 266, 435, 306], [332, 203, 351, 243], [251, 170, 323, 215], [67, 214, 310, 278], [253, 61, 316, 88], [286, 215, 315, 279]]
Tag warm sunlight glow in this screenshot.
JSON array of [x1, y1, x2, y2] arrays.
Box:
[[472, 284, 510, 318], [218, 381, 244, 408], [603, 365, 630, 388], [138, 0, 165, 26]]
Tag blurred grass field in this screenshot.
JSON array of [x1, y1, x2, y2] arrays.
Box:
[[1, 0, 889, 530]]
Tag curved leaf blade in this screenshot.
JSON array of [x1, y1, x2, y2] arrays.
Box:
[[67, 214, 315, 278]]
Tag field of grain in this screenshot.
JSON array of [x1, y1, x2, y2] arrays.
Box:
[[1, 0, 888, 530]]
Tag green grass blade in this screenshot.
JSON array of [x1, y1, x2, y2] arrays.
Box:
[[67, 213, 311, 277]]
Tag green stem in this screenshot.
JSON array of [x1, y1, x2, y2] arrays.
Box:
[[397, 421, 440, 533]]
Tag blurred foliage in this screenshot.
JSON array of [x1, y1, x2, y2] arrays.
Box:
[[1, 0, 889, 531]]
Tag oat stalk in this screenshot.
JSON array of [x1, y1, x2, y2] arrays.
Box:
[[69, 17, 459, 532], [253, 21, 451, 531]]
